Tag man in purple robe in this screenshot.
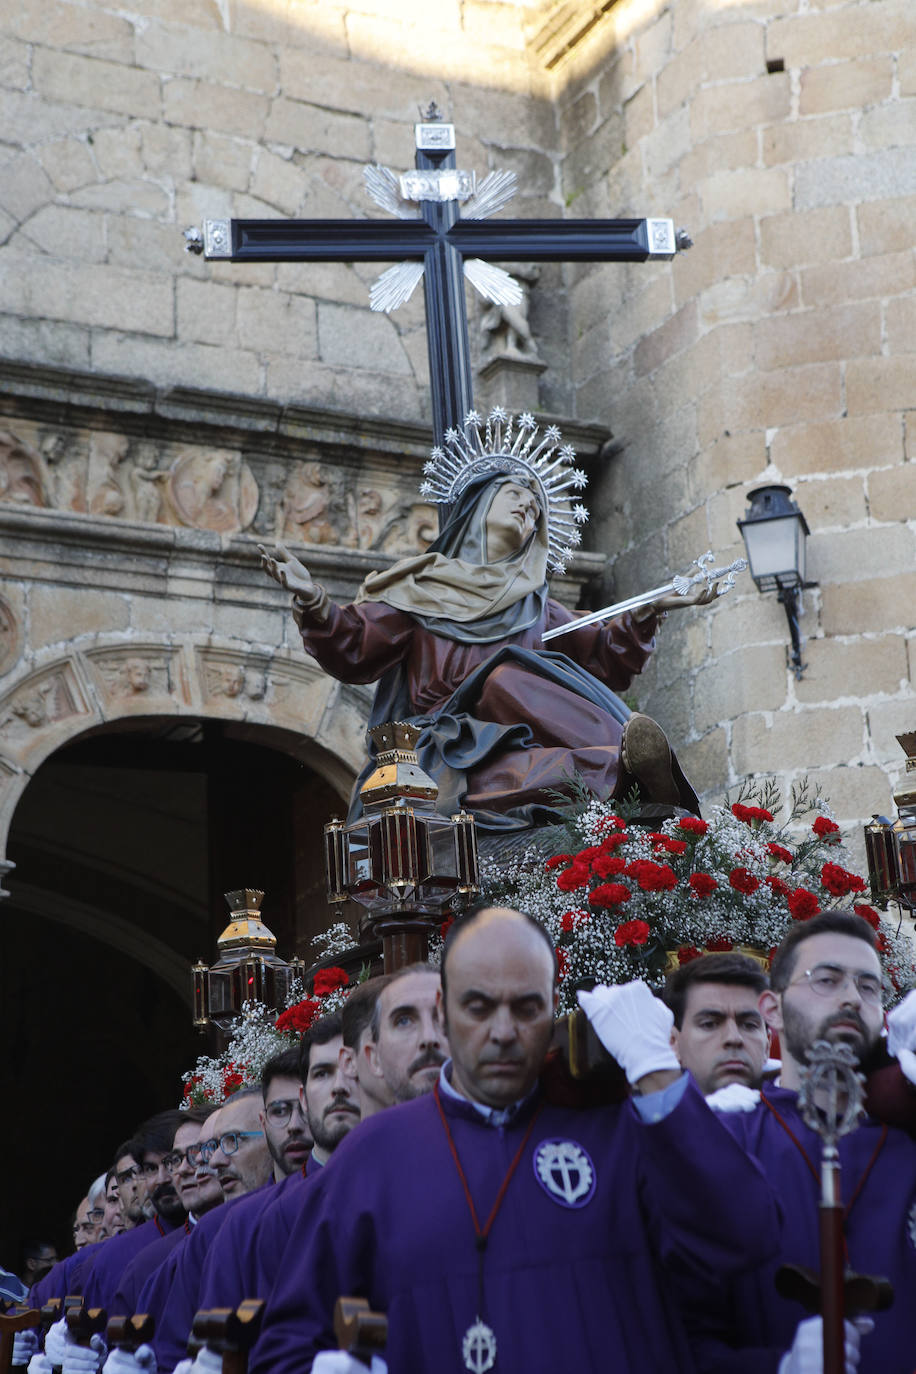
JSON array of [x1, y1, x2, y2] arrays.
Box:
[[249, 906, 780, 1374], [665, 951, 772, 1095], [692, 909, 916, 1373], [141, 1020, 358, 1374], [111, 1109, 220, 1317]]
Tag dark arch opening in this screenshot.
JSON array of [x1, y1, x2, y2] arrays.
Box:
[[0, 715, 346, 1264]]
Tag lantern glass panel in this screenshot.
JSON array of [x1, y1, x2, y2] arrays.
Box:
[[742, 514, 804, 586], [895, 812, 916, 903]]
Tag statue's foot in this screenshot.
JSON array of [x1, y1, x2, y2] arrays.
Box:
[[620, 714, 680, 806]]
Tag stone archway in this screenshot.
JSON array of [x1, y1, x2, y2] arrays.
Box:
[[0, 629, 374, 883], [0, 634, 373, 1265]]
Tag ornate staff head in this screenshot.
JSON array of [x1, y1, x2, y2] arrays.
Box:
[[418, 407, 589, 574], [797, 1039, 866, 1150]]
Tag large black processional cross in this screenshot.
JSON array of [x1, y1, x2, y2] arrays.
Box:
[[186, 106, 689, 448]]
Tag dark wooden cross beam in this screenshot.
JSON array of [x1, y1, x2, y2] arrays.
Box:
[[189, 112, 687, 445]]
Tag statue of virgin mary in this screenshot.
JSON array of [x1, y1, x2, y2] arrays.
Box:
[[261, 411, 701, 833]]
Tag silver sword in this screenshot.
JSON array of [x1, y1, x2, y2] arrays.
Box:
[[541, 550, 748, 642]]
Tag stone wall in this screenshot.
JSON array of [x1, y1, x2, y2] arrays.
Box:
[[1, 0, 914, 858], [0, 0, 567, 421], [547, 0, 916, 847]]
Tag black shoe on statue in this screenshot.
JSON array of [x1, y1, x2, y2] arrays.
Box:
[[619, 714, 680, 807]]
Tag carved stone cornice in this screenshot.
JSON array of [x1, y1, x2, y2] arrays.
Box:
[[0, 360, 612, 608]]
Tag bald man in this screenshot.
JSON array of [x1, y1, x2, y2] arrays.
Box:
[[251, 906, 781, 1374]]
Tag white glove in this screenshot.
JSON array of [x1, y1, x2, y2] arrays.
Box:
[[777, 1315, 874, 1374], [311, 1354, 387, 1374], [577, 981, 680, 1085], [172, 1361, 193, 1374], [887, 990, 916, 1085], [103, 1348, 157, 1374], [13, 1331, 39, 1368], [61, 1335, 106, 1374], [188, 1348, 224, 1374], [44, 1320, 69, 1369], [887, 989, 916, 1055], [706, 1083, 761, 1113], [27, 1356, 52, 1374]]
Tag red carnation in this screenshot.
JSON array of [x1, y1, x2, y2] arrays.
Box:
[[765, 875, 792, 898], [276, 997, 321, 1033], [788, 887, 820, 921], [600, 832, 628, 851], [767, 842, 793, 865], [812, 815, 840, 838], [557, 865, 589, 892], [575, 845, 603, 865], [678, 817, 709, 836], [592, 853, 626, 879], [545, 853, 573, 871], [876, 932, 890, 954], [614, 918, 651, 947], [689, 872, 718, 898], [678, 945, 702, 964], [732, 803, 774, 825], [854, 903, 881, 930], [222, 1066, 244, 1095], [596, 814, 626, 834], [440, 916, 455, 940], [729, 867, 760, 895], [313, 966, 349, 998], [589, 882, 631, 908], [557, 949, 569, 980], [560, 908, 588, 933], [705, 936, 734, 952], [626, 859, 677, 892]]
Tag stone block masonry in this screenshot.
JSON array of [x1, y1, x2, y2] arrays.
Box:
[[546, 0, 916, 840], [0, 0, 913, 859]]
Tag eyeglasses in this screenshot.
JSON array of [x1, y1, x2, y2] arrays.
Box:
[[86, 1208, 105, 1224], [160, 1148, 194, 1174], [198, 1130, 264, 1162], [789, 963, 883, 1005], [264, 1098, 306, 1127]]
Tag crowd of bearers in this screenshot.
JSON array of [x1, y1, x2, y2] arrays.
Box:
[[11, 906, 916, 1374]]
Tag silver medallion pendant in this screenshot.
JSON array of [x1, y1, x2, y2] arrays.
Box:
[[462, 1318, 497, 1373]]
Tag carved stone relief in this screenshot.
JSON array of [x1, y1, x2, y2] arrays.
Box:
[[0, 417, 439, 558], [0, 598, 22, 678], [0, 664, 88, 745], [203, 659, 267, 703], [84, 647, 182, 706], [197, 647, 333, 734], [276, 460, 347, 546], [164, 449, 258, 533], [0, 429, 48, 508]]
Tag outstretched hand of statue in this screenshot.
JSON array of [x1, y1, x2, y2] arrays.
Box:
[[258, 543, 317, 599], [635, 582, 718, 621]]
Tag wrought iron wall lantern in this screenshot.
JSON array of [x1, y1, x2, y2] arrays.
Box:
[[737, 484, 812, 680], [192, 889, 305, 1031], [324, 721, 480, 972], [864, 733, 916, 914]]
